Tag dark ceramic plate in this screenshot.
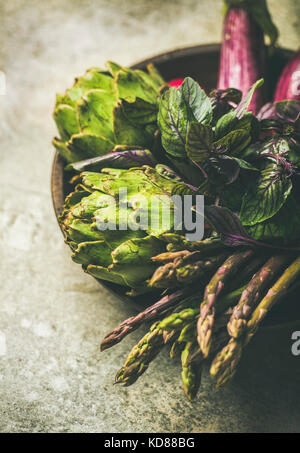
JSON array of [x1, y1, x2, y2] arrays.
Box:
[[51, 43, 300, 327]]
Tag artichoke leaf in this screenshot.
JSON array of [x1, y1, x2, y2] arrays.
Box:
[[120, 97, 158, 125], [108, 263, 158, 288], [86, 264, 130, 287], [111, 236, 165, 265], [86, 261, 157, 288], [72, 240, 113, 267], [53, 105, 79, 142], [115, 68, 159, 104], [76, 89, 117, 142], [67, 133, 115, 159], [113, 101, 154, 148], [64, 218, 104, 243], [52, 137, 74, 164], [105, 61, 122, 77], [56, 68, 115, 108]]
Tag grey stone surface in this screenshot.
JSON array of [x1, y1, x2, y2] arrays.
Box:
[[0, 0, 300, 433]]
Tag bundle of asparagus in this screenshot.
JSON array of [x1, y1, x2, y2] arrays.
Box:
[[101, 248, 300, 399]]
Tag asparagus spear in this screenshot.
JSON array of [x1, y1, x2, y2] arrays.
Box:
[[159, 308, 198, 332], [211, 255, 300, 387], [150, 252, 228, 288], [159, 284, 246, 338], [160, 234, 225, 253], [115, 285, 247, 387], [227, 254, 291, 338], [170, 339, 184, 359], [114, 306, 195, 387], [197, 250, 254, 358], [101, 246, 249, 352], [101, 286, 194, 351], [210, 337, 243, 387], [246, 255, 300, 340], [225, 254, 267, 292], [181, 341, 202, 400], [115, 322, 174, 386], [187, 328, 229, 367], [180, 314, 233, 398]]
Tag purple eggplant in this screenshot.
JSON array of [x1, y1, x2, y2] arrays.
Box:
[[274, 49, 300, 101], [218, 5, 269, 115]]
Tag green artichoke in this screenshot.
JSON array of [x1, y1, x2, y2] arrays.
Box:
[[53, 62, 166, 163], [60, 165, 187, 293]]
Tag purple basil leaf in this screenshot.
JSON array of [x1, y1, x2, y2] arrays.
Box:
[[258, 100, 300, 131], [204, 205, 248, 239], [210, 155, 240, 184], [204, 205, 300, 251], [210, 88, 242, 105], [66, 149, 157, 172], [209, 88, 242, 123]]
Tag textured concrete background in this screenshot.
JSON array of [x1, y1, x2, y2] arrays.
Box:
[[1, 0, 300, 433]]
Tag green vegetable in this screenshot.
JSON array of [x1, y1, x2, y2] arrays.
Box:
[[53, 63, 165, 163], [240, 161, 293, 226], [59, 165, 193, 291], [158, 77, 213, 159]]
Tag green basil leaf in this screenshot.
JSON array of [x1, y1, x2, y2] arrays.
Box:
[[231, 157, 259, 171], [214, 111, 253, 148], [214, 129, 251, 155], [244, 137, 291, 160], [289, 143, 300, 167], [179, 77, 213, 125], [158, 77, 213, 158], [186, 123, 213, 162], [261, 137, 291, 156], [214, 111, 237, 139], [235, 79, 264, 119], [246, 196, 300, 243], [219, 178, 246, 212], [240, 162, 293, 226]]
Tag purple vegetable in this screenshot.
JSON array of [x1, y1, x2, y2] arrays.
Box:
[[65, 149, 157, 173], [217, 7, 266, 115], [274, 49, 300, 102], [204, 205, 300, 252]]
